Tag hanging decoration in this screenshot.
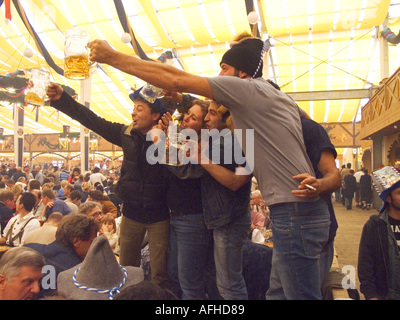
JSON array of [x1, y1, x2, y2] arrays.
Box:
[[0, 0, 11, 21], [120, 32, 131, 44], [12, 0, 64, 76], [23, 47, 33, 59], [6, 70, 25, 77], [157, 51, 173, 63], [247, 11, 259, 24], [381, 28, 400, 45], [114, 0, 152, 61]]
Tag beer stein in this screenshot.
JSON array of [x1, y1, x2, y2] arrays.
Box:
[[140, 83, 164, 103], [24, 69, 50, 106], [64, 28, 94, 80], [165, 110, 187, 166]]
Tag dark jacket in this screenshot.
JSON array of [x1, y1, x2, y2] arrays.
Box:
[[166, 132, 251, 229], [0, 202, 14, 233], [200, 131, 251, 229], [358, 214, 390, 300], [51, 92, 169, 224], [343, 174, 357, 198], [360, 174, 372, 202]]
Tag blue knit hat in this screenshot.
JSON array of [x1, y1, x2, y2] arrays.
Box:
[[129, 87, 168, 116]]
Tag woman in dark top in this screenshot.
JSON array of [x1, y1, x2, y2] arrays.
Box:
[[163, 100, 220, 300]]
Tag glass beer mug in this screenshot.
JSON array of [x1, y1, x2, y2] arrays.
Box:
[[140, 83, 164, 103], [165, 110, 187, 166], [24, 69, 50, 106], [64, 28, 94, 80]]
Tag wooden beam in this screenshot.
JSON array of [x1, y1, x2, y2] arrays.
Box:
[[286, 89, 377, 101]]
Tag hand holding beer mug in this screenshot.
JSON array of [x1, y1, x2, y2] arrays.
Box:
[[24, 69, 50, 106], [165, 109, 188, 166], [64, 28, 95, 80], [140, 84, 164, 103]]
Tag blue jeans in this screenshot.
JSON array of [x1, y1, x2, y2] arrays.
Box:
[[266, 199, 330, 300], [167, 214, 219, 300], [213, 211, 251, 300], [319, 240, 334, 286]]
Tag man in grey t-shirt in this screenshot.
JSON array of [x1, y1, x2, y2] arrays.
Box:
[[87, 34, 330, 300]]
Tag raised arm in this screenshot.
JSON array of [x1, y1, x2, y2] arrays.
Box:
[[88, 40, 213, 99]]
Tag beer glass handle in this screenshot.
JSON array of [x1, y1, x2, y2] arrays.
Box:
[[87, 44, 98, 73]]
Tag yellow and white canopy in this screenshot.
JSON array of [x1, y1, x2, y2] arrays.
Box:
[[0, 0, 399, 135]]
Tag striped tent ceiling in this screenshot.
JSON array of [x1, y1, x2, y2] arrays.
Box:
[[0, 0, 399, 135]]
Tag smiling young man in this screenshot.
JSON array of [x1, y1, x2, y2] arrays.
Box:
[[46, 84, 171, 289]]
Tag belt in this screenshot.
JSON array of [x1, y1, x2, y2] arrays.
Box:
[[169, 209, 202, 217]]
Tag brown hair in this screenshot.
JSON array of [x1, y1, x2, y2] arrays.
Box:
[[56, 214, 99, 246], [0, 190, 14, 202], [190, 99, 210, 128], [101, 214, 116, 232], [212, 101, 234, 132], [230, 31, 254, 47]]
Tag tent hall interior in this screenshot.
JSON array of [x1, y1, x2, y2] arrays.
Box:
[[3, 0, 400, 302], [1, 0, 400, 205]]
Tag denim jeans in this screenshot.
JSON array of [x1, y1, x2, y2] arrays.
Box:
[[266, 199, 330, 300], [167, 214, 219, 300], [213, 211, 251, 300], [319, 240, 334, 286]]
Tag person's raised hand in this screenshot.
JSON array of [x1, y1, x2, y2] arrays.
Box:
[[46, 83, 64, 101], [88, 40, 115, 64]]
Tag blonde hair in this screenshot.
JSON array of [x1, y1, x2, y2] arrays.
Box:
[[10, 184, 23, 199], [59, 180, 69, 188], [81, 181, 92, 192]]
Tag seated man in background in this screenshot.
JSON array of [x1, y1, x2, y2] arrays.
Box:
[[0, 246, 45, 300], [25, 213, 99, 298], [24, 212, 64, 245], [41, 189, 72, 220]]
